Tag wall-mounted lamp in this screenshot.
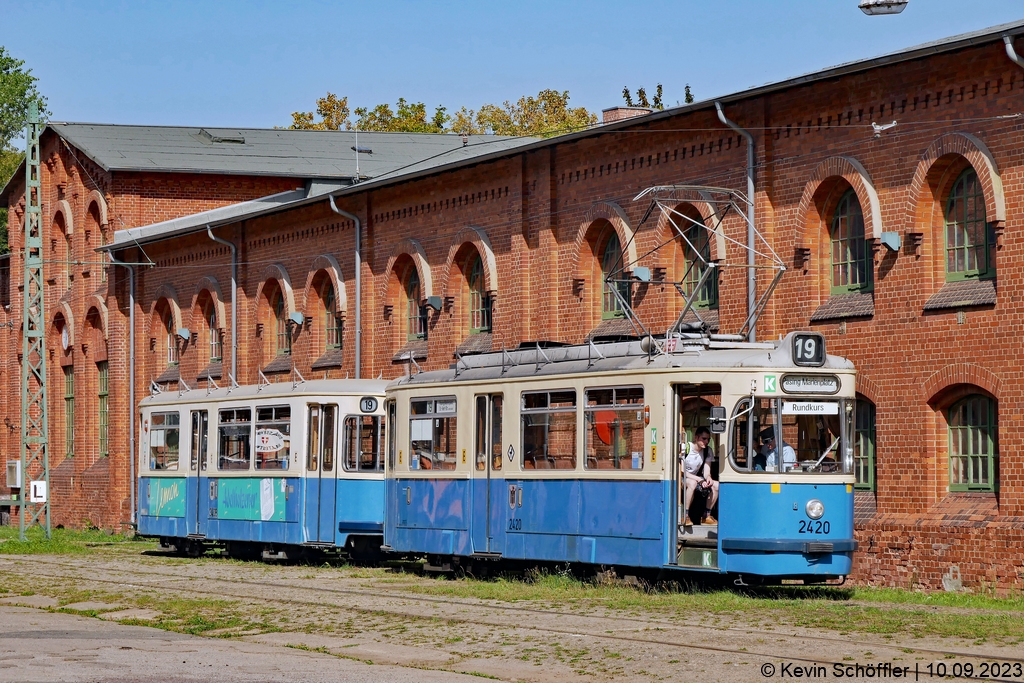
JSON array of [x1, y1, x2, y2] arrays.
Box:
[[425, 296, 443, 312], [880, 232, 901, 252], [288, 311, 304, 327], [176, 328, 192, 342], [631, 267, 651, 283]]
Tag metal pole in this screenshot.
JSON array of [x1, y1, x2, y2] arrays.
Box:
[[207, 226, 237, 383], [715, 102, 757, 342], [109, 254, 135, 524], [19, 101, 49, 539], [327, 195, 361, 379]]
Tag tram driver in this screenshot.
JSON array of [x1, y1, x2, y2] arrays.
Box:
[[758, 427, 797, 472], [680, 427, 719, 528]]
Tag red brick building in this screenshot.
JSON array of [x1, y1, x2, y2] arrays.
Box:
[[6, 21, 1024, 589]]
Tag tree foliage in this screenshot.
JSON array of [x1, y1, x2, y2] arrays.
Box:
[[291, 89, 596, 138], [622, 84, 664, 110], [0, 46, 49, 255]]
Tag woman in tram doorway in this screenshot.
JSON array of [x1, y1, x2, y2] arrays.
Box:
[[680, 427, 719, 528]]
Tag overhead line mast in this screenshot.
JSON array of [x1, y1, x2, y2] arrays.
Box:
[[19, 102, 50, 540]]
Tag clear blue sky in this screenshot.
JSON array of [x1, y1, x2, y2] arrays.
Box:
[[2, 1, 1022, 130]]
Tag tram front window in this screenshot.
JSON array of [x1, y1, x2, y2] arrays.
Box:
[[731, 397, 852, 474]]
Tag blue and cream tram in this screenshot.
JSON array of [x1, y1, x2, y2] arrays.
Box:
[[137, 379, 387, 559], [382, 332, 857, 583]]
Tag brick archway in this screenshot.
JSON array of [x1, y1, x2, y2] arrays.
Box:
[[54, 200, 74, 235], [301, 254, 347, 316], [187, 276, 227, 331], [923, 363, 1002, 403], [441, 226, 498, 294], [796, 156, 882, 242], [855, 373, 881, 406], [379, 238, 433, 304], [253, 263, 297, 318], [85, 190, 108, 228], [907, 132, 1005, 230], [147, 285, 182, 339], [82, 295, 109, 342], [571, 201, 638, 276]]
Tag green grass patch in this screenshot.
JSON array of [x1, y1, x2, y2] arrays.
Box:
[[0, 527, 152, 555]]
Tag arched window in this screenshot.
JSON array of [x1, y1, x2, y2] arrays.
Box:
[[683, 222, 718, 308], [65, 230, 73, 288], [272, 288, 290, 356], [854, 399, 876, 491], [945, 168, 993, 280], [164, 311, 178, 365], [949, 394, 997, 491], [405, 269, 426, 341], [206, 305, 222, 363], [601, 230, 628, 319], [467, 252, 491, 333], [323, 282, 342, 350], [830, 189, 870, 294]]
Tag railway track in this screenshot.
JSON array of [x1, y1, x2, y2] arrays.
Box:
[[4, 554, 1023, 682]]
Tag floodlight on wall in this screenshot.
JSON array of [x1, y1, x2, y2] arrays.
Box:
[[288, 311, 305, 327], [631, 267, 652, 283], [425, 296, 443, 312], [858, 0, 908, 15], [176, 328, 191, 342]]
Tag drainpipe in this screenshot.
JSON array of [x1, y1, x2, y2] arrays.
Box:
[[206, 226, 237, 383], [108, 253, 135, 524], [715, 101, 757, 342], [327, 194, 361, 379], [1004, 35, 1024, 69]]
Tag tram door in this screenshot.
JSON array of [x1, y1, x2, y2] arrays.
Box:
[[471, 394, 504, 554], [304, 404, 338, 543], [189, 410, 209, 536]]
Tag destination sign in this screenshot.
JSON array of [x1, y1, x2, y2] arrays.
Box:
[[783, 401, 839, 415], [782, 374, 840, 394]]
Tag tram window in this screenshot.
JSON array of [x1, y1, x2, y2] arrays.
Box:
[[218, 408, 252, 470], [585, 387, 644, 470], [521, 390, 577, 470], [409, 398, 457, 471], [307, 406, 320, 472], [255, 406, 291, 470], [344, 415, 384, 471], [190, 411, 208, 472], [730, 397, 847, 473], [475, 395, 503, 471], [149, 412, 180, 471], [322, 405, 337, 472], [386, 400, 397, 470]]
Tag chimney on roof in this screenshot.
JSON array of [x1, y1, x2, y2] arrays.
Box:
[[601, 106, 653, 124]]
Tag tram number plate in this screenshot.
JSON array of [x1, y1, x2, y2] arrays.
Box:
[[508, 518, 522, 531], [798, 520, 830, 534]]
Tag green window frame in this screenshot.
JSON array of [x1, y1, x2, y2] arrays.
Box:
[[97, 361, 109, 458], [64, 230, 73, 291], [830, 189, 871, 294], [273, 289, 290, 355], [165, 313, 178, 365], [207, 307, 222, 363], [64, 366, 74, 460], [854, 400, 875, 491], [945, 168, 994, 281], [406, 269, 426, 341], [601, 230, 628, 319], [468, 253, 491, 333], [682, 223, 718, 309], [323, 283, 343, 350], [949, 395, 997, 491]]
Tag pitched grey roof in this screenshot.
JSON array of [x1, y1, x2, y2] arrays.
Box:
[[0, 124, 534, 204]]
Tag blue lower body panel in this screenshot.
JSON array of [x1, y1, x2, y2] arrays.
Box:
[[717, 482, 855, 577]]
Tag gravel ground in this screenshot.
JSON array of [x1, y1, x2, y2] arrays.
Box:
[[0, 549, 1021, 682]]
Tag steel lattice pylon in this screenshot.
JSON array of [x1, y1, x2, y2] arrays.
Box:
[[19, 102, 49, 540]]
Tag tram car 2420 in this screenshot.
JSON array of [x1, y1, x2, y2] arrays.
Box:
[[137, 379, 388, 560], [383, 331, 857, 584]]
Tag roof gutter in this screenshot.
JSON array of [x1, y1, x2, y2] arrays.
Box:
[[207, 226, 238, 384], [327, 195, 361, 379], [715, 101, 757, 343]]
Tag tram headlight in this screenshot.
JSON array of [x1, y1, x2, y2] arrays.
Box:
[[805, 499, 825, 520]]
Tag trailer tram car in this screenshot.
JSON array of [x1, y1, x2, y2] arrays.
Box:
[[137, 379, 387, 560], [383, 332, 857, 583]]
